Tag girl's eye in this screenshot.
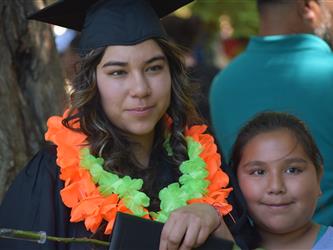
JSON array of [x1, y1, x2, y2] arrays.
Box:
[[285, 167, 303, 174], [250, 169, 265, 176], [146, 65, 163, 72]]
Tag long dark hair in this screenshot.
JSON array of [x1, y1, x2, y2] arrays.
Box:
[[63, 38, 200, 167], [62, 37, 201, 204], [61, 38, 202, 243], [230, 111, 323, 174]]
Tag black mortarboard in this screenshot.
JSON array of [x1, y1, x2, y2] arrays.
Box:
[[28, 0, 193, 54]]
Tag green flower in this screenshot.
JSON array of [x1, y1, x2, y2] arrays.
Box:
[[78, 129, 212, 222], [159, 183, 188, 213], [123, 191, 150, 216]]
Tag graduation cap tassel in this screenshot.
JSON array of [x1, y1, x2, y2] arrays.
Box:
[[0, 228, 110, 247]]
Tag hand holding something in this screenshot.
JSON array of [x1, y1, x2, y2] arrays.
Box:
[[159, 203, 221, 250]]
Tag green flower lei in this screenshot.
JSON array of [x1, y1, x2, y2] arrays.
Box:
[[80, 136, 209, 222]]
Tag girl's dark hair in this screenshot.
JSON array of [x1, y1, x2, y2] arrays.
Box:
[[224, 112, 323, 250], [230, 112, 323, 174]]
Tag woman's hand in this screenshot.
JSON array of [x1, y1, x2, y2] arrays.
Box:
[[159, 203, 221, 250]]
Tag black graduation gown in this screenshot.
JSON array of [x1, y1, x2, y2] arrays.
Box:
[[0, 146, 95, 250], [0, 145, 180, 250]]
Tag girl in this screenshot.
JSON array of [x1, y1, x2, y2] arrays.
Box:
[[230, 112, 333, 250]]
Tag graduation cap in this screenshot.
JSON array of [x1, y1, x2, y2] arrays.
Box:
[[28, 0, 193, 54]]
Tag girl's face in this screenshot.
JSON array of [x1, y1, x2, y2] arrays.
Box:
[[237, 129, 322, 234], [96, 39, 171, 142]]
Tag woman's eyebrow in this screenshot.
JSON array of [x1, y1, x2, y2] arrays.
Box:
[[101, 55, 166, 68], [102, 61, 127, 68], [145, 55, 166, 64]]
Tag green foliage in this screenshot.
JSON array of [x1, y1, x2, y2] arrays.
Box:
[[190, 0, 259, 38]]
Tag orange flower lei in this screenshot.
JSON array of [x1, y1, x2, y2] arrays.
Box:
[[45, 110, 232, 235]]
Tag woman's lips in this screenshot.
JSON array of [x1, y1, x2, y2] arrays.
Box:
[[126, 106, 154, 116]]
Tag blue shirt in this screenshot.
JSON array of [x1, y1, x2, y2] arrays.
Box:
[[313, 225, 333, 249]]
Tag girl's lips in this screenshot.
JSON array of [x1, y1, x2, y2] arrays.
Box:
[[265, 203, 292, 207], [261, 202, 294, 211]]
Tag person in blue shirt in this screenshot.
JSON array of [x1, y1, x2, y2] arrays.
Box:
[[210, 0, 333, 226]]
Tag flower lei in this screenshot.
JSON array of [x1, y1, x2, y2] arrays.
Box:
[[45, 110, 232, 235]]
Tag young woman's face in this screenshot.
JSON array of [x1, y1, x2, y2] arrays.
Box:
[[237, 129, 322, 234], [96, 39, 171, 141]]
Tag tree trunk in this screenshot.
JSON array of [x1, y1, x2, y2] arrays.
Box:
[[0, 0, 66, 201]]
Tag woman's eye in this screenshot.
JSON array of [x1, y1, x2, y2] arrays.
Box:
[[146, 65, 163, 72], [108, 70, 126, 76], [286, 167, 302, 174]]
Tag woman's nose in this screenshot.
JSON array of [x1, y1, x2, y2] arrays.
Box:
[[129, 73, 151, 98]]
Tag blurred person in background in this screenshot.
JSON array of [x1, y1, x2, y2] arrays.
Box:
[[162, 15, 219, 126], [210, 0, 333, 226], [54, 28, 80, 84]]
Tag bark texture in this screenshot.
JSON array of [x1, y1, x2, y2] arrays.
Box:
[[0, 0, 66, 201]]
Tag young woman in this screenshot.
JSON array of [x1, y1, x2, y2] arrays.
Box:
[[0, 0, 233, 249], [230, 112, 333, 250]]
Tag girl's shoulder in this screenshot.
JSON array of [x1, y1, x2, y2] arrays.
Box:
[[312, 225, 333, 250]]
